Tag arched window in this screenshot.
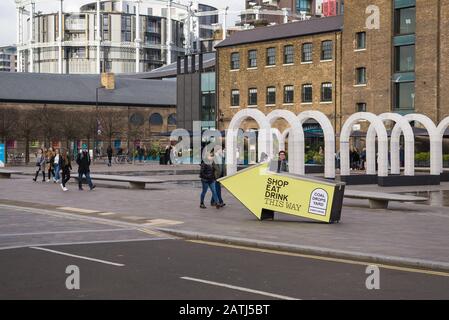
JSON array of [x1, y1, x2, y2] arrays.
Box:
[[129, 113, 144, 126], [149, 113, 163, 125], [168, 113, 176, 125]]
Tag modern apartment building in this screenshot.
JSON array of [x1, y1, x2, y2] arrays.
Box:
[[15, 0, 218, 74], [0, 46, 17, 73]]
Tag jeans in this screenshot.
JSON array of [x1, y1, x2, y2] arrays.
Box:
[[78, 171, 94, 189], [210, 182, 224, 205], [62, 171, 71, 187], [201, 180, 219, 204], [54, 164, 61, 181]]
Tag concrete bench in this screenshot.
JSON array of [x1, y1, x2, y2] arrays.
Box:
[[0, 169, 22, 179], [344, 190, 428, 209], [76, 174, 163, 190]]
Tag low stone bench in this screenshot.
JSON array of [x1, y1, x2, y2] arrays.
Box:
[[76, 174, 163, 189], [344, 190, 428, 209], [0, 169, 21, 179]]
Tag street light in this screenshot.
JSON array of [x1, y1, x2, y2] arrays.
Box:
[[95, 85, 105, 161]]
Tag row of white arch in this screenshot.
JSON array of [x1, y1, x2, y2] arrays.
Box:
[[225, 109, 449, 179]]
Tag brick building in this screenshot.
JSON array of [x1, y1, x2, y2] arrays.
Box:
[[0, 72, 176, 163], [342, 0, 449, 125], [215, 15, 343, 133], [215, 0, 449, 136]]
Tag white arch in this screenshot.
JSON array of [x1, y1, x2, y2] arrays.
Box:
[[280, 128, 290, 153], [366, 113, 415, 176], [266, 110, 305, 175], [298, 111, 336, 179], [340, 112, 389, 177], [271, 128, 282, 156], [226, 109, 272, 175], [437, 115, 449, 173], [391, 114, 440, 175]]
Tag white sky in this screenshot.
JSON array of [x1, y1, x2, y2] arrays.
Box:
[[0, 0, 244, 46]]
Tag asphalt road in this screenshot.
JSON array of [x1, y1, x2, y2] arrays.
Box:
[[0, 206, 448, 300]]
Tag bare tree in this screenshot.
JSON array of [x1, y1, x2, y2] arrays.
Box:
[[33, 105, 62, 148], [98, 107, 126, 147], [0, 106, 19, 164], [59, 109, 84, 154], [16, 109, 39, 164]]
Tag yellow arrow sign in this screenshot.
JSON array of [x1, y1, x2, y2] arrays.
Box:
[[219, 162, 345, 223]]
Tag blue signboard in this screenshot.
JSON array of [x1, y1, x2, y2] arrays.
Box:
[[0, 144, 5, 167]]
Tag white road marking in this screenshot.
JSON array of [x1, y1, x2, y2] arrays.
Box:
[[144, 219, 184, 226], [57, 207, 99, 214], [0, 238, 174, 251], [180, 277, 300, 300], [98, 212, 117, 216], [122, 216, 146, 221], [30, 246, 125, 267], [0, 228, 135, 237]]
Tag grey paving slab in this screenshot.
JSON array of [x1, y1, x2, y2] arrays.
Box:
[[0, 175, 448, 266]]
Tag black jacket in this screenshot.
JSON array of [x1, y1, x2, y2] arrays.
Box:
[[200, 162, 215, 182], [61, 158, 72, 174], [76, 152, 91, 173], [107, 147, 113, 157]]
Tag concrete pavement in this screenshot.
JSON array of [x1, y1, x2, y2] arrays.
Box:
[[0, 170, 449, 271]]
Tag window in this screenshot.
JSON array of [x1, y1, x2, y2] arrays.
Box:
[[130, 113, 144, 126], [102, 15, 110, 41], [266, 47, 276, 66], [284, 45, 294, 64], [266, 87, 276, 105], [356, 32, 366, 49], [302, 84, 313, 103], [395, 7, 416, 35], [231, 89, 240, 106], [395, 45, 415, 72], [302, 43, 313, 62], [321, 83, 333, 102], [231, 52, 240, 70], [284, 85, 294, 104], [121, 16, 132, 42], [356, 67, 367, 85], [296, 0, 312, 14], [168, 114, 177, 125], [149, 113, 163, 125], [248, 50, 257, 68], [248, 88, 258, 106], [394, 82, 415, 110], [356, 103, 367, 112], [321, 40, 333, 60]]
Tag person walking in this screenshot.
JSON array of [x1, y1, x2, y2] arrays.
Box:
[[165, 145, 173, 165], [107, 145, 113, 167], [76, 149, 96, 191], [60, 151, 72, 192], [53, 149, 62, 183], [33, 149, 46, 182], [200, 153, 220, 209], [46, 148, 55, 182], [211, 149, 226, 207]]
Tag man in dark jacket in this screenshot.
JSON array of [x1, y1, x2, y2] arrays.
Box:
[[76, 150, 96, 191], [199, 154, 220, 209]]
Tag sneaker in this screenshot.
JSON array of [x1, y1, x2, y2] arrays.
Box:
[[200, 203, 206, 209], [79, 187, 84, 191], [47, 179, 51, 182], [63, 187, 68, 192], [32, 178, 36, 182], [60, 184, 64, 191], [216, 204, 221, 209], [219, 203, 226, 207], [90, 185, 96, 191]]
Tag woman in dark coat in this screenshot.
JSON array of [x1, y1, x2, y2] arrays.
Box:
[[200, 153, 220, 209], [60, 151, 72, 192]]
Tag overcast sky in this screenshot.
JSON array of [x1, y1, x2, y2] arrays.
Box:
[[0, 0, 244, 46]]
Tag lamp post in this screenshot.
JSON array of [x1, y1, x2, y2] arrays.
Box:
[[95, 86, 105, 161]]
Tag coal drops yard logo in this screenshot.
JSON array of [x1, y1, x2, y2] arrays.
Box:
[[308, 188, 329, 216]]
